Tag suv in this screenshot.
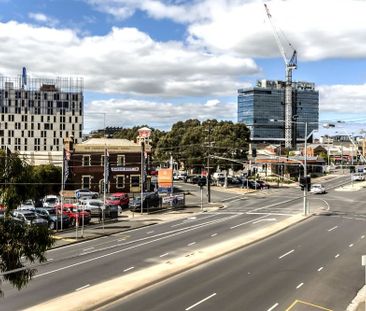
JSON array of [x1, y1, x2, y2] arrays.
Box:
[[130, 192, 160, 212], [105, 192, 129, 210]]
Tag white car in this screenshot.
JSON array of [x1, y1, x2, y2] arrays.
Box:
[[42, 195, 60, 208], [18, 199, 35, 210], [352, 173, 365, 181], [310, 184, 326, 194]]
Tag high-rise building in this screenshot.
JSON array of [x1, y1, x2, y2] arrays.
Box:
[[0, 69, 83, 152], [238, 80, 319, 146]]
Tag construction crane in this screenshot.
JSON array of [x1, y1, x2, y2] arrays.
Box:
[[264, 3, 297, 149]]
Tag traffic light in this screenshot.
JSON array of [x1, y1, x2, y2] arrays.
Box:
[[299, 176, 311, 191], [197, 177, 206, 187], [252, 148, 257, 158]]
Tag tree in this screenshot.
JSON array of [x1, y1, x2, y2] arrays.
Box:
[[0, 150, 54, 296], [32, 164, 62, 201]]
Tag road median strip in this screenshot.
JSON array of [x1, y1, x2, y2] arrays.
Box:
[[24, 214, 307, 311]]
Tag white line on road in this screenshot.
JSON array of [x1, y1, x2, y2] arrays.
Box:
[[318, 267, 324, 272], [159, 253, 169, 258], [253, 218, 277, 224], [230, 215, 269, 229], [211, 233, 218, 237], [188, 242, 196, 246], [335, 254, 340, 258], [185, 293, 217, 310], [75, 284, 90, 291], [267, 302, 279, 311], [146, 231, 154, 234], [328, 226, 338, 232], [296, 283, 304, 289], [278, 249, 294, 259], [82, 247, 94, 252], [349, 243, 354, 248], [123, 266, 135, 272], [362, 235, 365, 239]]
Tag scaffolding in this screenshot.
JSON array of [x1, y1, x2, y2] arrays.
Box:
[[0, 74, 83, 93]]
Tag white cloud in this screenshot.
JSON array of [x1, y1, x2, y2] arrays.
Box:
[[28, 12, 59, 27], [87, 0, 366, 61], [0, 21, 258, 97], [84, 98, 237, 132], [319, 84, 366, 113]]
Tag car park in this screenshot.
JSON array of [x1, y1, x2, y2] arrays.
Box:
[[105, 192, 129, 210], [35, 208, 70, 230], [11, 210, 49, 228], [310, 184, 326, 194]]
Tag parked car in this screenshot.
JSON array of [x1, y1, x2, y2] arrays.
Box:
[[18, 199, 36, 210], [310, 184, 326, 194], [105, 192, 129, 210], [42, 195, 60, 208], [79, 199, 104, 218], [130, 192, 160, 212], [56, 204, 91, 226], [35, 207, 70, 230], [75, 189, 99, 199], [11, 210, 49, 228]]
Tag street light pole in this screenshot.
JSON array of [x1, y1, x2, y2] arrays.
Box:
[[304, 122, 308, 216]]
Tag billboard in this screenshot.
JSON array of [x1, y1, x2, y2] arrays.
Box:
[[158, 168, 173, 188]]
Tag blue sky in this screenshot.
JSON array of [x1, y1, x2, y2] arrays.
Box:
[[0, 0, 365, 136]]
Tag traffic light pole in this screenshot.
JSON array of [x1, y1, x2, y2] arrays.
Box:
[[303, 122, 308, 216]]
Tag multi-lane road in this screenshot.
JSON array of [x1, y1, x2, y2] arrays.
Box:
[[1, 173, 364, 311]]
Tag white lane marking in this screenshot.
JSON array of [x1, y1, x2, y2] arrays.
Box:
[[123, 266, 135, 272], [362, 235, 365, 239], [278, 249, 294, 259], [188, 242, 196, 246], [75, 284, 90, 291], [318, 267, 324, 272], [35, 214, 239, 279], [253, 218, 276, 224], [211, 233, 218, 237], [48, 258, 54, 262], [230, 215, 269, 229], [335, 254, 340, 258], [146, 231, 154, 234], [296, 283, 304, 289], [82, 247, 95, 252], [159, 253, 169, 258], [349, 243, 354, 248], [267, 302, 279, 311], [117, 238, 127, 242], [185, 293, 217, 311], [328, 226, 338, 232]]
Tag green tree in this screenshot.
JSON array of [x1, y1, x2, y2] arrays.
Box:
[[32, 164, 62, 201], [0, 150, 54, 296]]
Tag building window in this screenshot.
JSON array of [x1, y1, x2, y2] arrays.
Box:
[[130, 175, 140, 187], [82, 155, 91, 166], [116, 175, 125, 189], [81, 175, 91, 189], [117, 155, 125, 166]]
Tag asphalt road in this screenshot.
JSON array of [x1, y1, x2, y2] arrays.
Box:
[[102, 179, 366, 311], [0, 173, 357, 310]]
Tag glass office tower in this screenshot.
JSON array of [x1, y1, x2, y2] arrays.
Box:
[[238, 80, 319, 146]]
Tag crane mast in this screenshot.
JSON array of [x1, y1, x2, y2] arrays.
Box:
[[264, 3, 297, 149]]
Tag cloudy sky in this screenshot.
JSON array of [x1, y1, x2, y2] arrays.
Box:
[[0, 0, 366, 135]]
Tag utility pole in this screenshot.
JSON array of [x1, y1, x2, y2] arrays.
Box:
[[207, 123, 212, 203]]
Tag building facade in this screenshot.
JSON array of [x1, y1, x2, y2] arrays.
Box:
[[238, 80, 319, 146], [66, 138, 152, 194], [0, 70, 83, 152]]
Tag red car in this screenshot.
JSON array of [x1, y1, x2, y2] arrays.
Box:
[[56, 203, 91, 226], [106, 192, 129, 210]]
